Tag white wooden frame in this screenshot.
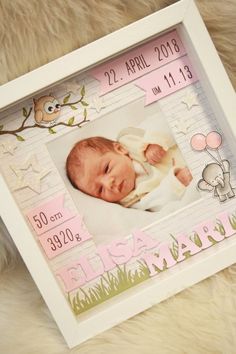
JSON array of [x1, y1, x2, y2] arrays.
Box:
[[0, 0, 236, 348]]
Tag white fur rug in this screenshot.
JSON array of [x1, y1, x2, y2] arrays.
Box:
[[0, 1, 236, 353]]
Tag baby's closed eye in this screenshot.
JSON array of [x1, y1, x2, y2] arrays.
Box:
[[104, 163, 110, 173]]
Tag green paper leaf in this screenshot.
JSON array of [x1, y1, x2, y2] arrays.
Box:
[[0, 125, 3, 131], [68, 117, 75, 126], [70, 105, 78, 110], [49, 127, 56, 134], [83, 108, 87, 119], [80, 85, 85, 97], [81, 101, 89, 106], [16, 135, 25, 141], [63, 94, 71, 104], [22, 107, 27, 117]]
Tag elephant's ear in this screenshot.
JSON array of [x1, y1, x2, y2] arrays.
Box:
[[198, 179, 213, 192]]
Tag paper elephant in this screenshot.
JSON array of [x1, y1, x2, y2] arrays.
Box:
[[198, 160, 235, 202]]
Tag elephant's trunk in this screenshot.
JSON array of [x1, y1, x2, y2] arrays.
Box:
[[216, 176, 225, 187]]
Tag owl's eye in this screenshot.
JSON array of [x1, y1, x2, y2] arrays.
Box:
[[44, 101, 54, 114], [53, 99, 61, 110]]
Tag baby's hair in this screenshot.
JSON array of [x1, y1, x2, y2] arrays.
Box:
[[66, 136, 116, 189]]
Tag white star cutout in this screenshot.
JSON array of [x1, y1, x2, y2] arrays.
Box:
[[0, 140, 17, 155], [11, 155, 51, 193], [90, 95, 106, 113], [181, 92, 199, 110], [174, 117, 193, 135]]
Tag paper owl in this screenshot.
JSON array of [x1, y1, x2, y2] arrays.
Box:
[[33, 95, 61, 124]]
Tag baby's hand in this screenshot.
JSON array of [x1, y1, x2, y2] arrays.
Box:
[[145, 144, 166, 165], [175, 167, 193, 186]]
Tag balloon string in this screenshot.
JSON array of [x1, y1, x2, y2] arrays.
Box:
[[205, 148, 226, 172], [205, 148, 219, 163], [205, 149, 219, 163], [216, 148, 223, 163], [216, 148, 226, 172]]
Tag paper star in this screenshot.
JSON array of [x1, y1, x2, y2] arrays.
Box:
[[11, 155, 51, 193], [0, 140, 17, 155], [174, 117, 193, 135], [90, 95, 106, 113], [181, 92, 199, 110], [62, 80, 80, 94], [11, 155, 41, 177]]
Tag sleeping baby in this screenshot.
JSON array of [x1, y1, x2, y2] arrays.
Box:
[[66, 120, 193, 212]]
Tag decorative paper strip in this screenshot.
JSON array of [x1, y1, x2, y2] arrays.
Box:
[[27, 194, 74, 235], [38, 215, 92, 259], [135, 56, 198, 105], [90, 30, 186, 95]]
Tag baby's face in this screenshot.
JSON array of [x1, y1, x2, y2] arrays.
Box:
[[74, 144, 136, 202]]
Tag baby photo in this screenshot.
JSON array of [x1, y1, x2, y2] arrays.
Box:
[[66, 118, 192, 212], [48, 98, 199, 244]]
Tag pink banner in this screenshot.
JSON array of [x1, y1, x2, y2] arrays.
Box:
[[90, 30, 186, 95], [27, 194, 74, 235], [38, 215, 92, 259], [135, 56, 198, 105]]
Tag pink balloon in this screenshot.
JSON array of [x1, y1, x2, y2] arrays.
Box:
[[190, 134, 206, 151], [206, 131, 222, 149]]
